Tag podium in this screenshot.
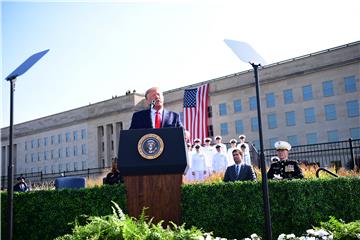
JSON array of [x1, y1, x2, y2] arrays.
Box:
[[117, 127, 187, 224]]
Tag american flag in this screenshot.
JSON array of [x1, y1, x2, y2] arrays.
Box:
[[183, 84, 209, 144]]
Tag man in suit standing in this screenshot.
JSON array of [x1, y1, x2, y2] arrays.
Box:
[[223, 148, 257, 182], [129, 87, 183, 129]]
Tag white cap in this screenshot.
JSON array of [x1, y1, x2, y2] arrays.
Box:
[[205, 137, 212, 142], [230, 139, 237, 144], [215, 135, 222, 140], [271, 156, 280, 163], [274, 141, 291, 151], [194, 138, 201, 143], [215, 144, 222, 148], [239, 134, 246, 139], [194, 144, 201, 149]]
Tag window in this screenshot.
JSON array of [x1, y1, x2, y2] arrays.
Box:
[[249, 96, 257, 111], [208, 125, 214, 137], [111, 140, 114, 150], [220, 123, 228, 136], [269, 137, 278, 148], [81, 129, 87, 139], [31, 139, 37, 148], [350, 127, 360, 139], [66, 132, 71, 142], [302, 85, 313, 101], [306, 133, 317, 144], [235, 120, 244, 134], [25, 142, 28, 150], [346, 100, 359, 117], [81, 144, 87, 155], [73, 146, 78, 156], [51, 150, 54, 159], [51, 136, 55, 145], [267, 113, 277, 129], [285, 111, 296, 126], [324, 104, 337, 120], [344, 75, 356, 93], [283, 89, 294, 104], [66, 163, 70, 171], [58, 149, 62, 158], [73, 131, 78, 141], [44, 137, 48, 146], [304, 107, 316, 123], [322, 80, 334, 97], [219, 103, 227, 116], [82, 161, 87, 170], [207, 106, 213, 118], [37, 138, 41, 148], [266, 93, 276, 108], [327, 130, 339, 142], [43, 151, 47, 161], [31, 153, 35, 162], [58, 134, 62, 144], [66, 147, 71, 157], [233, 99, 242, 113], [287, 135, 298, 146], [25, 154, 28, 163], [251, 117, 258, 131]]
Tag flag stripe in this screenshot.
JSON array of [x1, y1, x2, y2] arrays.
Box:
[[183, 84, 209, 144]]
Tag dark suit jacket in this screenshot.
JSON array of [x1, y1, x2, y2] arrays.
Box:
[[223, 164, 257, 182], [129, 109, 183, 129]]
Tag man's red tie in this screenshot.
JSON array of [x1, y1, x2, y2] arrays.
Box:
[[155, 111, 161, 128]]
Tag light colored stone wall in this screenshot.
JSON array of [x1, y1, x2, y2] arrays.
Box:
[[1, 41, 359, 177]]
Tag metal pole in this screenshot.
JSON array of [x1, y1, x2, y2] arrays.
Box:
[[251, 63, 272, 240], [7, 78, 15, 240]]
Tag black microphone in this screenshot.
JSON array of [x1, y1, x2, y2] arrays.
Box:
[[150, 99, 156, 108]]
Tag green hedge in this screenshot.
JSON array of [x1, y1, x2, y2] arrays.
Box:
[[1, 177, 360, 240], [181, 177, 360, 239], [1, 184, 126, 240]]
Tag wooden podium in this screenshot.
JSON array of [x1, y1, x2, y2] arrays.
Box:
[[118, 128, 187, 225]]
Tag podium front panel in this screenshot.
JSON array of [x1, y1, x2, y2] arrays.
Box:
[[117, 127, 188, 176]]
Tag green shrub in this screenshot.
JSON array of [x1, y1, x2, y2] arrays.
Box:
[[1, 184, 126, 240], [182, 177, 360, 239]]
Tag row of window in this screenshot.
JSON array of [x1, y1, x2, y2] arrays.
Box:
[[220, 100, 359, 135], [24, 161, 87, 174], [24, 144, 87, 163], [25, 129, 87, 150], [249, 127, 360, 148], [219, 75, 358, 116]]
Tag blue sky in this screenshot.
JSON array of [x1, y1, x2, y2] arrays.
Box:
[[2, 0, 360, 127]]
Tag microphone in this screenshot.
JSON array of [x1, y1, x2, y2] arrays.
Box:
[[150, 99, 156, 108]]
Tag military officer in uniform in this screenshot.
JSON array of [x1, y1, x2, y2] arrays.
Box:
[[267, 141, 304, 180]]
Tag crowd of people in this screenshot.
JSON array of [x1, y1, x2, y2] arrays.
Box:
[[184, 134, 304, 183]]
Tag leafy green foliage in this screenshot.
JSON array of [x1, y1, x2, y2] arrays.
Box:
[[55, 201, 207, 240], [319, 216, 360, 240]]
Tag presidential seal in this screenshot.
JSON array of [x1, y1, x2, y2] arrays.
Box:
[[138, 133, 164, 160]]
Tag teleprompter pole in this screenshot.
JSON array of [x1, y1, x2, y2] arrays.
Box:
[[6, 78, 15, 240], [251, 63, 272, 240]]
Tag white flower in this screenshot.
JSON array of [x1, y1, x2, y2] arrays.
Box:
[[306, 229, 316, 235], [286, 233, 296, 239], [317, 229, 329, 237], [278, 233, 286, 240]]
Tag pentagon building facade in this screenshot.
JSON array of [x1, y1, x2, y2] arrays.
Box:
[[1, 41, 359, 177]]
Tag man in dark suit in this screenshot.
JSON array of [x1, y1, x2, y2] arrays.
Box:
[[223, 148, 257, 182], [129, 87, 183, 129]]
